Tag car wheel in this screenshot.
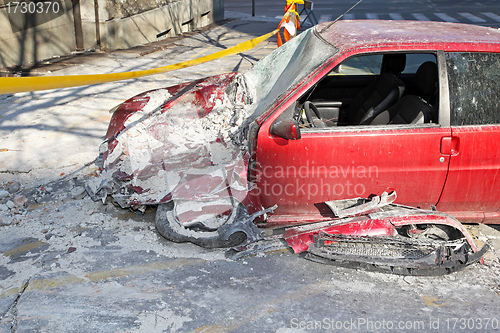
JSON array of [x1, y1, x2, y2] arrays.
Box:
[[155, 199, 247, 248]]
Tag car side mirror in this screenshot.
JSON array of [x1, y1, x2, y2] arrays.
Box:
[[271, 119, 301, 140]]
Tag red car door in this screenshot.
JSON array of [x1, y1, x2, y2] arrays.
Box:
[[256, 121, 452, 223], [254, 52, 453, 224], [435, 52, 500, 223], [436, 126, 500, 222]]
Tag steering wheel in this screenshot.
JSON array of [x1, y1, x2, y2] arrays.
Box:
[[303, 101, 326, 128]]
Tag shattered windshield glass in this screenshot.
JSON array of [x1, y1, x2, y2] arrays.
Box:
[[242, 27, 338, 124]]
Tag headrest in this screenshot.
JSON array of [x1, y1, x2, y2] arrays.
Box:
[[416, 61, 438, 97], [383, 54, 406, 74]]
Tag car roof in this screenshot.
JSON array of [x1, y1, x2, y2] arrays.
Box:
[[318, 20, 500, 53]]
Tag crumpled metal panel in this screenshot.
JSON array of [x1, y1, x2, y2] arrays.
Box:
[[87, 28, 338, 213], [87, 72, 251, 207]]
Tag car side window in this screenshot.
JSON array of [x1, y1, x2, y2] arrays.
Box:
[[446, 52, 500, 125], [333, 53, 436, 76], [297, 52, 439, 130], [335, 54, 382, 75]]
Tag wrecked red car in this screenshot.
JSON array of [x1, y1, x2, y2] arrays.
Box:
[[87, 20, 499, 274]]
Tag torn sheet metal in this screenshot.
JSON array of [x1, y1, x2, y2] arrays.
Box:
[[228, 203, 489, 275], [279, 195, 489, 275], [87, 73, 252, 209], [283, 206, 483, 254], [86, 28, 336, 218], [283, 215, 399, 254], [306, 233, 490, 276], [326, 191, 397, 218]]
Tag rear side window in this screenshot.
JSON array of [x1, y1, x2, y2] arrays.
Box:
[[446, 52, 500, 125], [335, 53, 436, 76]]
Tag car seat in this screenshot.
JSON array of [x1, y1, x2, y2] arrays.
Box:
[[346, 54, 406, 125], [370, 61, 439, 125]]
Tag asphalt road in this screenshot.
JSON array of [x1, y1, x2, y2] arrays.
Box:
[[224, 0, 500, 28]]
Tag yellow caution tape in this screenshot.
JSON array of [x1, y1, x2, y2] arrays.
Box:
[[0, 29, 278, 95]]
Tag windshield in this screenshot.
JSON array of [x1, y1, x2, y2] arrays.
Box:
[[242, 27, 338, 123]]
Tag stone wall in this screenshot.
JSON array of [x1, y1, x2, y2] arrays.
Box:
[[0, 0, 224, 68]]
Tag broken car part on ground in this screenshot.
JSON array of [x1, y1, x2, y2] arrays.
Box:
[[86, 20, 500, 275]]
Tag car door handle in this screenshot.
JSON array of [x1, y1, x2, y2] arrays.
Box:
[[440, 136, 460, 156]]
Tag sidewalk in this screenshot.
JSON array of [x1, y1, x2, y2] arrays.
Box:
[[0, 13, 280, 189], [0, 14, 499, 333]]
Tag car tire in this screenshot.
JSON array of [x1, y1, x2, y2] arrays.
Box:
[[155, 200, 247, 248]]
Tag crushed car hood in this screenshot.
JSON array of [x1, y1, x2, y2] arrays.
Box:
[[86, 28, 338, 209], [87, 73, 252, 207]]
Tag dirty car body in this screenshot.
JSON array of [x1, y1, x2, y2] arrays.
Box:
[[87, 20, 499, 272]]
